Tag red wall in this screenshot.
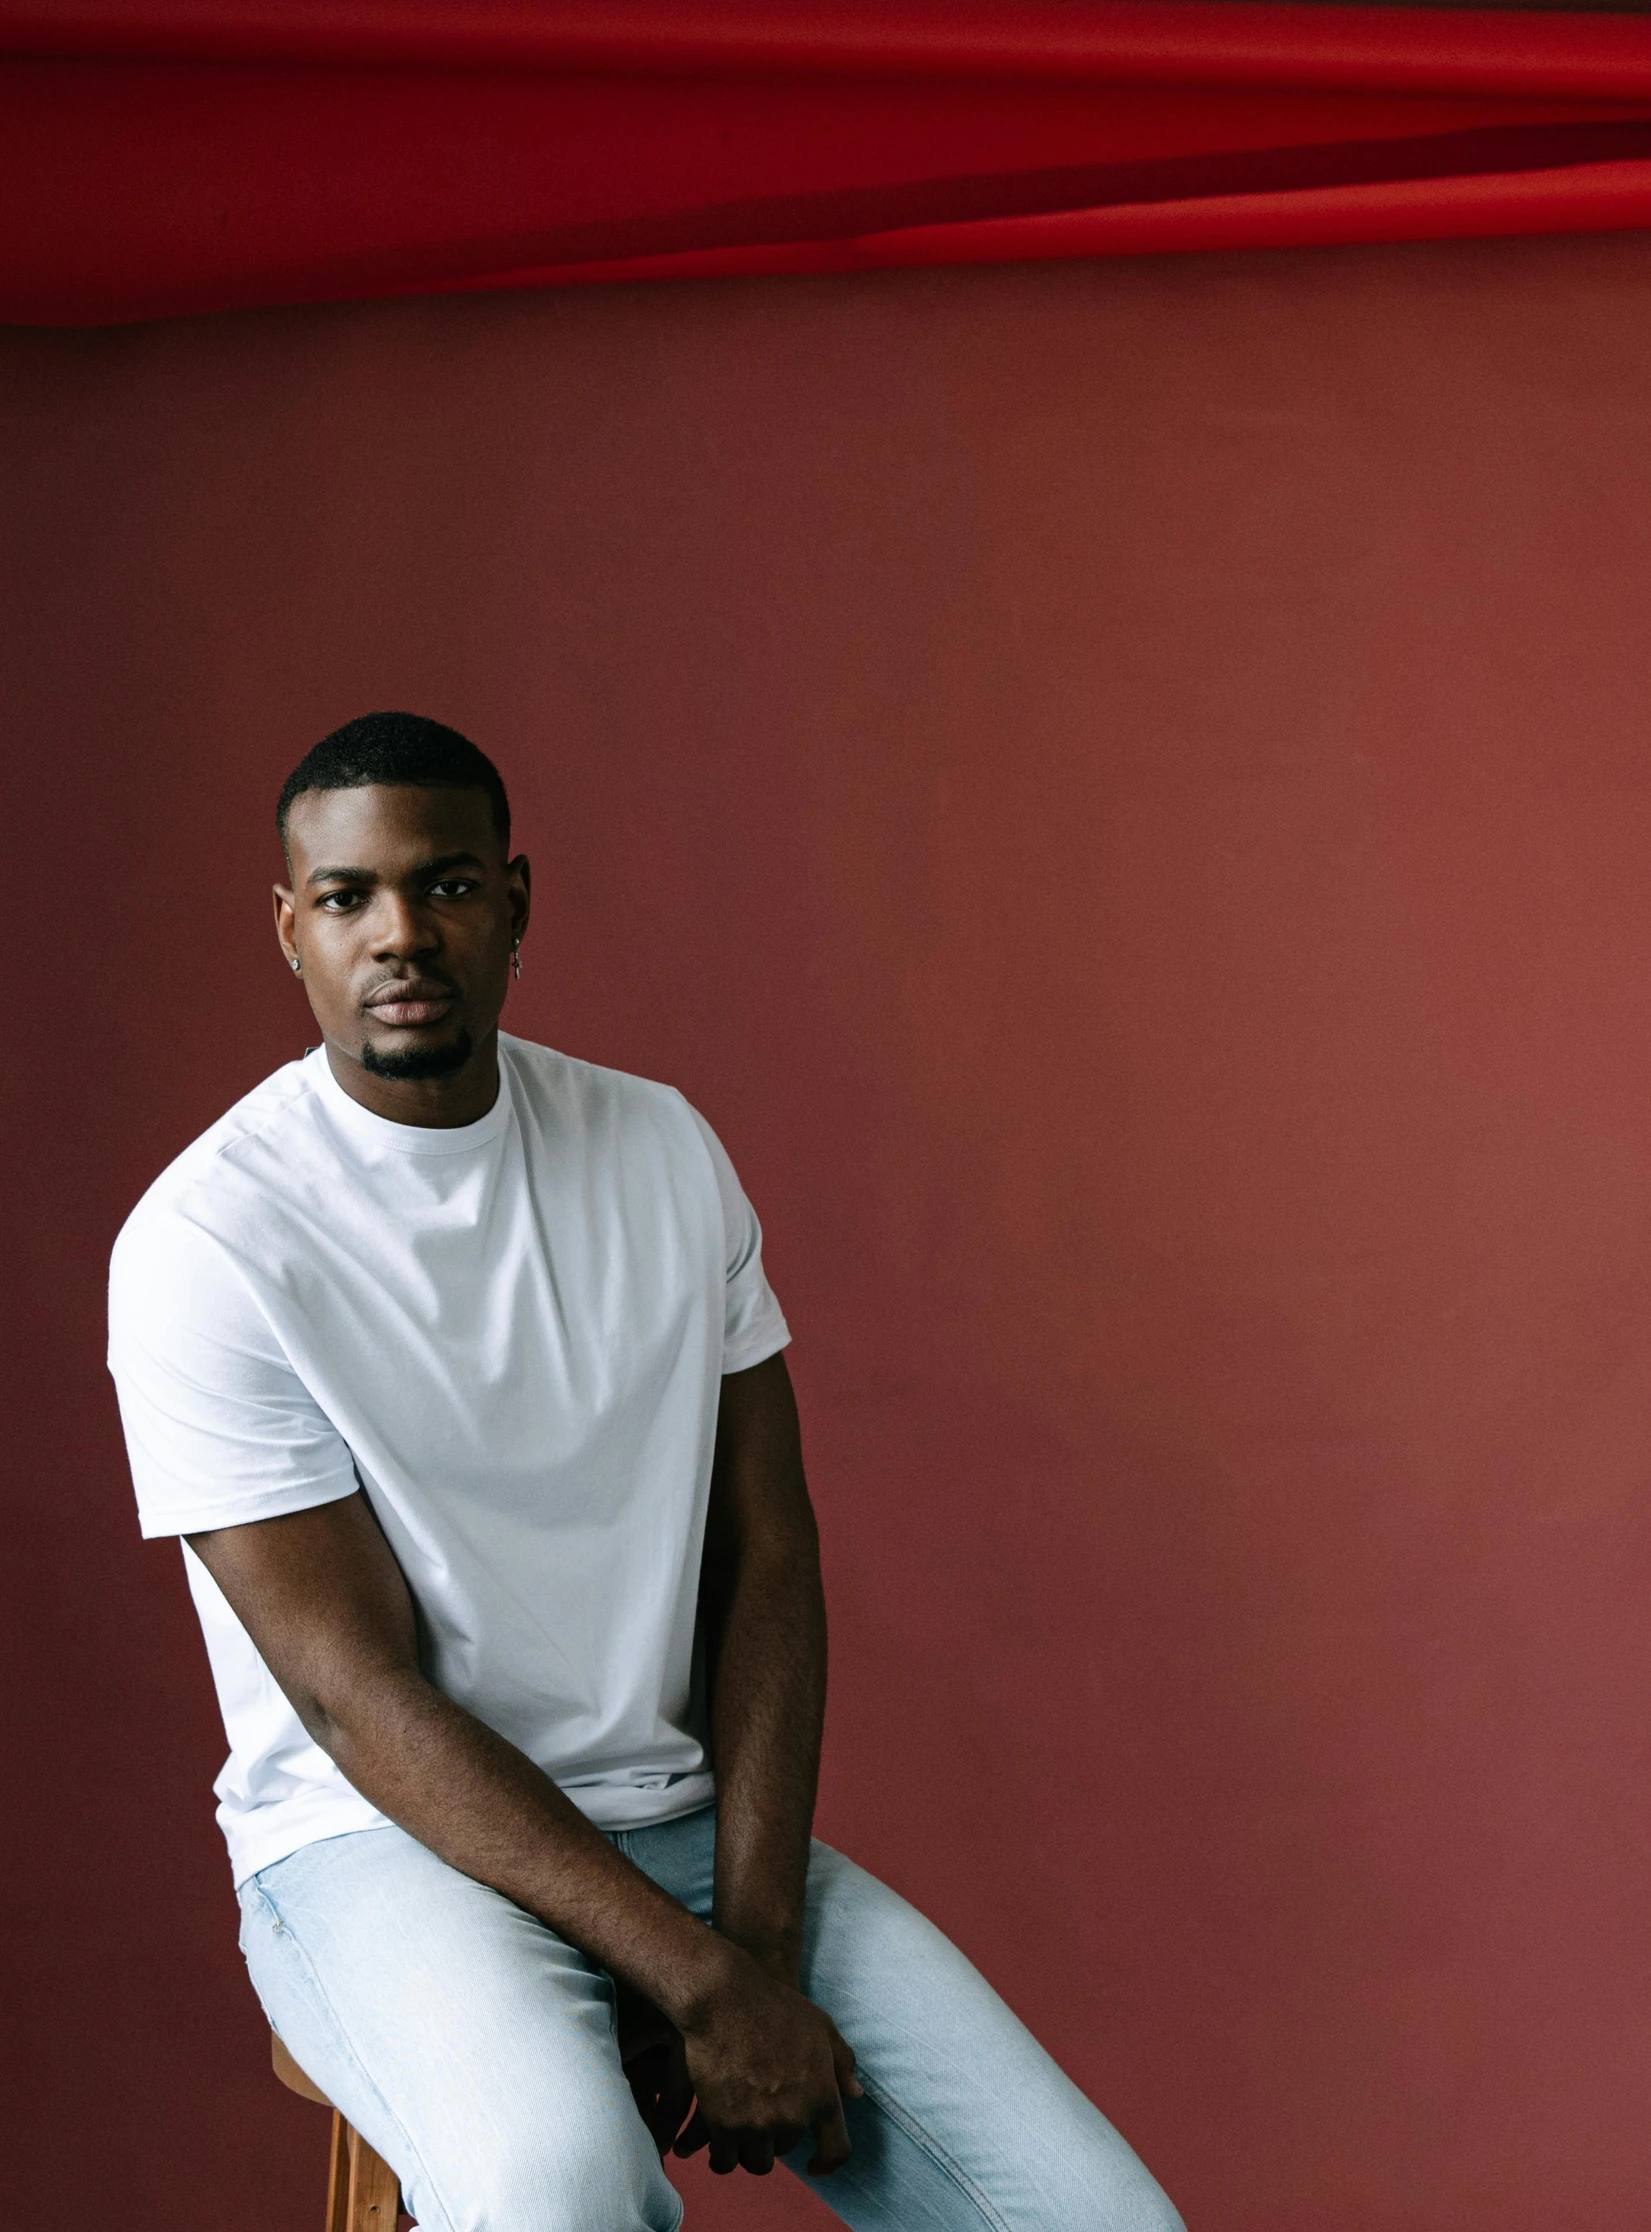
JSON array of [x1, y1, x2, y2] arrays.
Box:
[[6, 233, 1651, 2229]]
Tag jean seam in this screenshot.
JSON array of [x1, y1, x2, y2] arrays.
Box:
[[852, 2070, 1014, 2232], [245, 1877, 452, 2232]]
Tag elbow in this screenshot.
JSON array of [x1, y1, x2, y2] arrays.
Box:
[[286, 1682, 348, 1761], [738, 1509, 825, 1595], [284, 1660, 424, 1772]]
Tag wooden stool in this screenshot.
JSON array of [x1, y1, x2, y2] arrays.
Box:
[[272, 2031, 403, 2230]]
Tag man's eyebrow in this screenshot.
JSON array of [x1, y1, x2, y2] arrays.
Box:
[[306, 863, 375, 887], [411, 852, 486, 877], [305, 852, 486, 888]]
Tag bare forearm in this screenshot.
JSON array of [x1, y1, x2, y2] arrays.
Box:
[[315, 1664, 743, 2029], [707, 1530, 827, 1977]]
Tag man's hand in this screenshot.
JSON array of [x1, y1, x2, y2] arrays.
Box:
[[677, 1949, 862, 2176], [616, 1954, 861, 2175]]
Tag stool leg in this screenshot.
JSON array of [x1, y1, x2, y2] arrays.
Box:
[[324, 2111, 352, 2232], [344, 2117, 403, 2230]]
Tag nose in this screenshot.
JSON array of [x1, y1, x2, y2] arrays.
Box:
[[367, 888, 441, 961]]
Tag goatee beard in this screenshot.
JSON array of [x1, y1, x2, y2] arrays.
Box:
[[361, 1027, 474, 1082]]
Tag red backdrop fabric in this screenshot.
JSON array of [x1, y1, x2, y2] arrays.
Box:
[[7, 231, 1651, 2230], [9, 0, 1651, 323]]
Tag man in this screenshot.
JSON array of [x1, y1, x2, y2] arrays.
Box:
[[108, 712, 1184, 2231]]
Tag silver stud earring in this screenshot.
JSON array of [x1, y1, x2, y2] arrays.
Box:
[[510, 939, 522, 982], [289, 955, 301, 975]]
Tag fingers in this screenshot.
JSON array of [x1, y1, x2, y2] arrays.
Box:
[[648, 2045, 696, 2158], [672, 2106, 710, 2160], [831, 2028, 864, 2101], [620, 2022, 696, 2157], [622, 2043, 665, 2137], [681, 2109, 813, 2177], [806, 2093, 853, 2178]]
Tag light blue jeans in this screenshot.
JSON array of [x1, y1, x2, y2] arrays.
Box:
[[239, 1808, 1183, 2232]]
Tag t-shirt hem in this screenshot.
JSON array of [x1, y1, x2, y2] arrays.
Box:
[[139, 1475, 360, 1541], [227, 1788, 394, 1887], [561, 1769, 718, 1832], [226, 1772, 717, 1884]]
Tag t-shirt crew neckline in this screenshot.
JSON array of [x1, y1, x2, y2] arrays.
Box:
[[308, 1041, 512, 1155]]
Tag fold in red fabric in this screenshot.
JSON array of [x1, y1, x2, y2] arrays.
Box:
[[7, 1, 1651, 324]]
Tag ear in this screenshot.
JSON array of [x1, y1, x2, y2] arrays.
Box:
[[273, 879, 300, 971], [507, 853, 532, 945]]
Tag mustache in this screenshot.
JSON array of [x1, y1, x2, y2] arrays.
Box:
[[361, 970, 459, 1001]]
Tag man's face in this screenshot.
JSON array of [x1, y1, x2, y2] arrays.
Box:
[[274, 783, 530, 1113]]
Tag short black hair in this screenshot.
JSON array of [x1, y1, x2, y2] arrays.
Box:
[[276, 712, 511, 852]]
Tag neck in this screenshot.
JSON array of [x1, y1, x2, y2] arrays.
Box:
[[323, 1030, 502, 1128]]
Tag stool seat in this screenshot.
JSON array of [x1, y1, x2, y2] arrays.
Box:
[[272, 2031, 403, 2230]]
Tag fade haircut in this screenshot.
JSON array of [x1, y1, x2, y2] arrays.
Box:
[[276, 712, 511, 855]]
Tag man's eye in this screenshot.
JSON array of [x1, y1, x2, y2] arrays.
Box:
[[429, 879, 478, 899], [318, 890, 363, 911]]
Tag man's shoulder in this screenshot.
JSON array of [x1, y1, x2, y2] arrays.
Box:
[[501, 1035, 698, 1140], [112, 1055, 322, 1268]]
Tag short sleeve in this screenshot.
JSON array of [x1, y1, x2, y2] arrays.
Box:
[[684, 1105, 792, 1374], [108, 1206, 361, 1540]]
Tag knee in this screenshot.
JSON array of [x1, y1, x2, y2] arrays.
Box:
[[1050, 2128, 1184, 2232], [413, 2119, 679, 2232], [1116, 2172, 1186, 2232]]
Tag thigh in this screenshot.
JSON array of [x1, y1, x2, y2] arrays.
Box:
[[789, 1843, 1183, 2232], [628, 1814, 1182, 2231], [239, 1825, 682, 2232]]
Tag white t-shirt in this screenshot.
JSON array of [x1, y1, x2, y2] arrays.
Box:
[[107, 1035, 790, 1885]]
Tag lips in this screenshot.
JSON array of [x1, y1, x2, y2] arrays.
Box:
[[363, 979, 457, 1029]]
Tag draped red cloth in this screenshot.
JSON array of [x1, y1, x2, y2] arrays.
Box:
[[8, 0, 1651, 323]]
